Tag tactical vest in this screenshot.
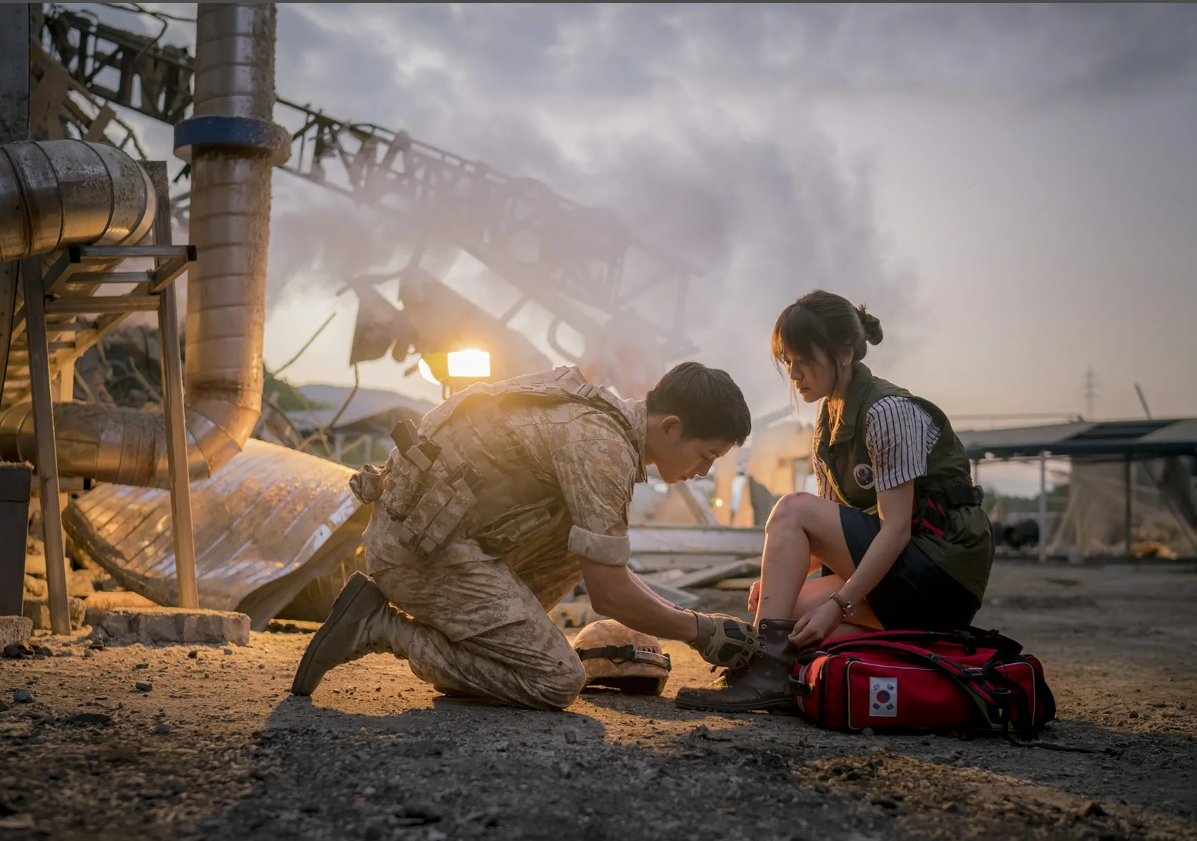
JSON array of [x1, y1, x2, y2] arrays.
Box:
[[350, 366, 638, 558], [816, 364, 994, 601]]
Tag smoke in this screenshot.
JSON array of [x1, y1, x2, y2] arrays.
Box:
[[93, 3, 1197, 413]]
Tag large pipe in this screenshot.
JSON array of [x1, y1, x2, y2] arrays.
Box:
[[0, 140, 156, 261], [0, 4, 282, 485]]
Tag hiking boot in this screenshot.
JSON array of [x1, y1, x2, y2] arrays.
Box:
[[674, 618, 799, 713], [291, 572, 414, 696]]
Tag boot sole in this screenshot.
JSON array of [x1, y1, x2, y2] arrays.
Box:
[[291, 573, 376, 696]]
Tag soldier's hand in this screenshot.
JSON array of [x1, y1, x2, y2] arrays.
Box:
[[687, 611, 759, 670]]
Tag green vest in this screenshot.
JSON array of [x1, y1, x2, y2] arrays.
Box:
[[815, 364, 993, 601]]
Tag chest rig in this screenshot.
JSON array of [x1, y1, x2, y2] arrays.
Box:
[[351, 367, 636, 557]]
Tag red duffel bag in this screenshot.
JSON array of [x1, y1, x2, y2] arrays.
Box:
[[793, 628, 1056, 736]]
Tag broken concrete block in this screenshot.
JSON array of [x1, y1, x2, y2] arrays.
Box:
[[90, 606, 250, 646], [22, 597, 86, 630], [0, 616, 33, 648], [83, 591, 157, 625]]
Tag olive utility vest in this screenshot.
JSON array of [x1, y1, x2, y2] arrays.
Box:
[[815, 364, 994, 601]]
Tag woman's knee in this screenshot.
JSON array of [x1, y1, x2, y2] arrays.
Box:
[[766, 492, 813, 533]]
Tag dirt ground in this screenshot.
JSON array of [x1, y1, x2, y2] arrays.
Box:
[[1, 560, 1195, 841]]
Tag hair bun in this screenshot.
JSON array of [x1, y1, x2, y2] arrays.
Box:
[[856, 304, 883, 345]]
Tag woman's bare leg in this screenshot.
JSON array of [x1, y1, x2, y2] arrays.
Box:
[[755, 492, 881, 631]]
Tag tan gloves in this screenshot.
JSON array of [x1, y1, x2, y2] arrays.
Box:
[[688, 611, 760, 670]]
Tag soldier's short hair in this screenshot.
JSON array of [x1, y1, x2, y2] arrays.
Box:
[[647, 362, 751, 445]]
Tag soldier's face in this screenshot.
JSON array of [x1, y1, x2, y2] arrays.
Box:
[[647, 417, 734, 483]]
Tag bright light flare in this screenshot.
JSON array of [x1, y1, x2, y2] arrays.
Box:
[[448, 349, 490, 378]]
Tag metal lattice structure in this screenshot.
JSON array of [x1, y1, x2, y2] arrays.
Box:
[[36, 6, 701, 362]]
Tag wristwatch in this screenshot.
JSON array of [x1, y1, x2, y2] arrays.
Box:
[[830, 591, 853, 614]]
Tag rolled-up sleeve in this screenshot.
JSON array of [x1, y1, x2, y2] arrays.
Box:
[[550, 418, 638, 567]]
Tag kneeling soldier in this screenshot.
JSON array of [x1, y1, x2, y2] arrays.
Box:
[[292, 362, 757, 710]]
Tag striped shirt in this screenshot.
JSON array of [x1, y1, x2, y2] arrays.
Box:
[[815, 396, 942, 501]]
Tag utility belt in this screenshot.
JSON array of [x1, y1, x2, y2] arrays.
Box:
[[911, 482, 984, 539]]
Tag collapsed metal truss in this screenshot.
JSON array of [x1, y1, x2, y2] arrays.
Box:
[[36, 6, 700, 360]]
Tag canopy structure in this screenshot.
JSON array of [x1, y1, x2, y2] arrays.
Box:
[[959, 419, 1197, 460], [958, 419, 1197, 561]]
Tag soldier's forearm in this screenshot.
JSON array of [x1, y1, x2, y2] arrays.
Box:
[[582, 561, 699, 642]]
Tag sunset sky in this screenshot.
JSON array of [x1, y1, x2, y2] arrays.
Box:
[[78, 3, 1197, 442]]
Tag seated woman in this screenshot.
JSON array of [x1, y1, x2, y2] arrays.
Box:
[[676, 290, 994, 713]]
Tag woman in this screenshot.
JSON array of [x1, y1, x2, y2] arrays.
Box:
[[675, 290, 993, 713]]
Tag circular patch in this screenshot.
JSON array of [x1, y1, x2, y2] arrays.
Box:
[[853, 463, 875, 490], [876, 690, 891, 703]]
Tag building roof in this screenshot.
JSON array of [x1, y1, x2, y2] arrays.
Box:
[[286, 384, 435, 433], [959, 418, 1197, 460]]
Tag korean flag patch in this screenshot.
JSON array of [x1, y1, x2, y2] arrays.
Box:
[[869, 676, 898, 718]]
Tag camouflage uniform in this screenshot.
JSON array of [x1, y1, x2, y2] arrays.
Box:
[[350, 367, 647, 710]]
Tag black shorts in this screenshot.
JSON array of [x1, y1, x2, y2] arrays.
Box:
[[839, 506, 981, 631]]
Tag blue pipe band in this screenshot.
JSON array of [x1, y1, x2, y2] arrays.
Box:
[[174, 115, 291, 166]]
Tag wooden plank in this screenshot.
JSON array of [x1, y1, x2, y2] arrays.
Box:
[[21, 257, 72, 635], [148, 161, 199, 610]]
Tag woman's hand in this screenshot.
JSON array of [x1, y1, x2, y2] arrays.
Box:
[[747, 579, 761, 613], [789, 599, 844, 649]]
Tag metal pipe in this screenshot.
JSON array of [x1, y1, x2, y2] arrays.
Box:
[[0, 140, 156, 262], [0, 5, 281, 485]]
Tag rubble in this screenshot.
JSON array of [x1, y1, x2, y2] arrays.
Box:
[[22, 596, 86, 630], [88, 606, 251, 646], [0, 615, 33, 648]]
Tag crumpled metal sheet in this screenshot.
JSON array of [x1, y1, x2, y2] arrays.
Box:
[[64, 438, 371, 630]]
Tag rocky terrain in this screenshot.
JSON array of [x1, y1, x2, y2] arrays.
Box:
[[1, 561, 1194, 840]]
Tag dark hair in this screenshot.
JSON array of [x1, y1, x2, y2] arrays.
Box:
[[646, 361, 751, 446], [771, 290, 883, 377]]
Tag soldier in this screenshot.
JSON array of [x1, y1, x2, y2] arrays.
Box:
[[291, 362, 757, 710]]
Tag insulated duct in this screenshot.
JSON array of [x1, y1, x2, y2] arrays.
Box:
[[0, 140, 156, 261], [0, 4, 286, 484]]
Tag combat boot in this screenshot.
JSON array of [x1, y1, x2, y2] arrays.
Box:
[[291, 572, 415, 696], [674, 618, 799, 713]]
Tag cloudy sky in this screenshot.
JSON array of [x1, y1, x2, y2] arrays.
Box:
[[71, 3, 1197, 437]]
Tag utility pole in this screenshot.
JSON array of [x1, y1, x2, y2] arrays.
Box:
[[1080, 366, 1099, 419]]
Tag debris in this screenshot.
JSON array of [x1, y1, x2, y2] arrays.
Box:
[[88, 607, 251, 646], [22, 597, 86, 631], [3, 642, 34, 659], [61, 713, 114, 727], [641, 580, 702, 609], [668, 559, 761, 590], [23, 575, 47, 599], [82, 591, 157, 621], [712, 577, 758, 590], [13, 689, 32, 704], [266, 619, 320, 634]]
